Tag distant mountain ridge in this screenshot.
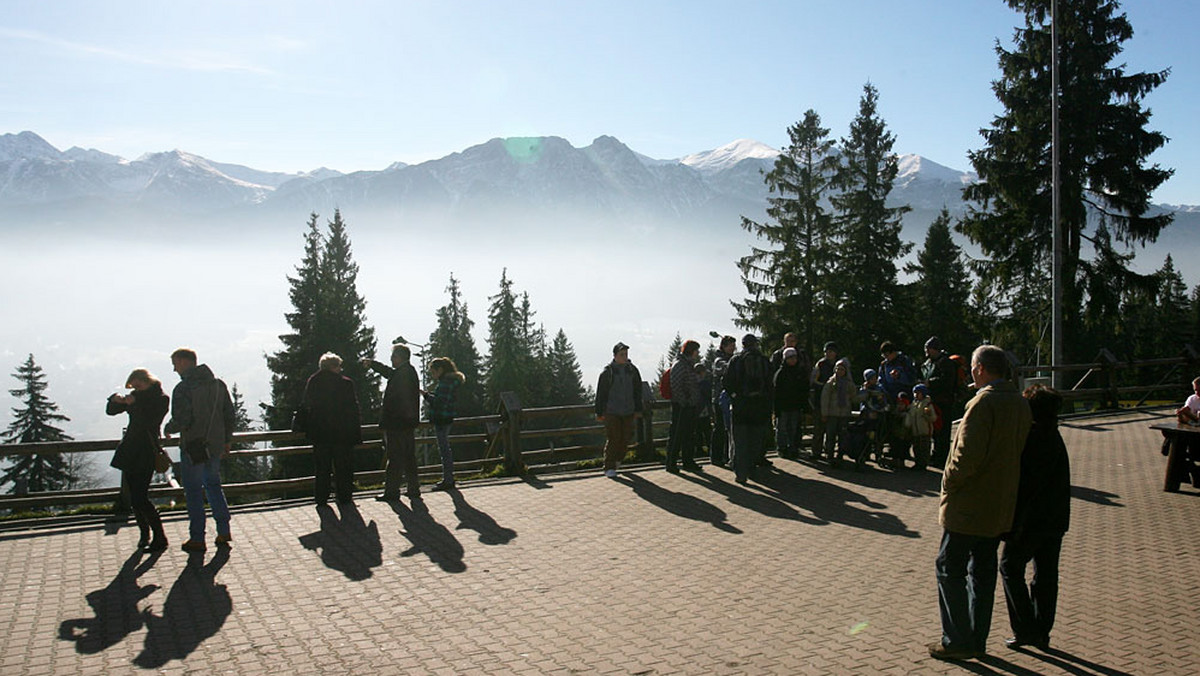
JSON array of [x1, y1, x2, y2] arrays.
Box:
[[0, 130, 1194, 231]]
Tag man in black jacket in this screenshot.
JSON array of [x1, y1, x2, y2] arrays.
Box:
[[595, 342, 643, 478], [922, 336, 958, 466], [364, 343, 421, 501], [725, 334, 774, 484], [1000, 385, 1071, 651], [302, 352, 362, 505]]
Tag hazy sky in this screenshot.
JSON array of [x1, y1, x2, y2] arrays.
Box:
[[2, 0, 1197, 203]]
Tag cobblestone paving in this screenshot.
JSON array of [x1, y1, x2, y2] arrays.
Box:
[[1, 409, 1197, 674]]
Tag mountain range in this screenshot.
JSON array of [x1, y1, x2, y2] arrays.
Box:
[[1, 130, 1195, 256]]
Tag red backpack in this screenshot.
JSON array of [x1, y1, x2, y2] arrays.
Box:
[[659, 368, 672, 399]]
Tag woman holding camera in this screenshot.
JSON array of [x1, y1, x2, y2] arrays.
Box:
[[107, 368, 171, 552]]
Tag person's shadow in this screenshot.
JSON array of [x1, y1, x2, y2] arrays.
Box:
[[619, 473, 743, 533], [391, 499, 467, 573], [57, 550, 162, 654], [298, 503, 384, 581], [133, 548, 231, 669], [450, 489, 518, 545]]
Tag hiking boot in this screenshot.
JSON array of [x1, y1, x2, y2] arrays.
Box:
[[181, 540, 206, 553]]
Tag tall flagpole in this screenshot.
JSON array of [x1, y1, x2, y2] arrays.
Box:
[[1051, 0, 1064, 389]]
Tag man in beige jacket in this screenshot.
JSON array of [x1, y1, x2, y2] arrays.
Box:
[[929, 345, 1032, 661]]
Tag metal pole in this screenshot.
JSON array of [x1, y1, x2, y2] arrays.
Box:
[[1051, 0, 1064, 389]]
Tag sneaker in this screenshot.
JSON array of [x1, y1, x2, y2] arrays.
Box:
[[215, 533, 233, 548], [604, 469, 617, 478], [181, 540, 206, 553]]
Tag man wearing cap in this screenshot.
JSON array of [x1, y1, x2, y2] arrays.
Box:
[[595, 342, 644, 478], [923, 336, 958, 466], [724, 334, 774, 484], [929, 344, 1031, 661], [810, 341, 842, 462]]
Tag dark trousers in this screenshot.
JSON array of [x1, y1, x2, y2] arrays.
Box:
[[124, 467, 164, 541], [710, 412, 729, 466], [382, 428, 419, 497], [731, 421, 768, 482], [666, 404, 698, 468], [1000, 532, 1063, 644], [931, 402, 953, 465], [936, 529, 1001, 653], [314, 442, 354, 503]]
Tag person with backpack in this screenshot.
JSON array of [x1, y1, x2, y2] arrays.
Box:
[[773, 347, 807, 460], [666, 340, 704, 473], [922, 336, 958, 467], [709, 335, 737, 468], [724, 334, 774, 484], [595, 342, 644, 479]]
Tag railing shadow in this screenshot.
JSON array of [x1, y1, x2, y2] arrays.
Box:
[[133, 548, 230, 669], [390, 499, 466, 573], [450, 489, 517, 545], [298, 502, 383, 581], [616, 473, 742, 533], [57, 550, 162, 654]]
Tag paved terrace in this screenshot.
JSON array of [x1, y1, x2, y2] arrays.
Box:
[[1, 408, 1197, 675]]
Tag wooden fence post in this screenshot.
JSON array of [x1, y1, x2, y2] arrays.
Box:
[[499, 392, 525, 476]]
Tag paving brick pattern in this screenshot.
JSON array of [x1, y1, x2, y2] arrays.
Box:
[[1, 409, 1197, 674]]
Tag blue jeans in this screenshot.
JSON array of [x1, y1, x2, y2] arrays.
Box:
[[435, 423, 454, 483], [936, 530, 1000, 653], [775, 409, 802, 456], [179, 449, 231, 542]]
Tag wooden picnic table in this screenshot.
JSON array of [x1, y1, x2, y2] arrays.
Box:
[[1149, 421, 1200, 492]]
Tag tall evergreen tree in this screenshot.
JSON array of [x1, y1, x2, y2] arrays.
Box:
[[735, 109, 841, 355], [959, 0, 1172, 361], [828, 82, 912, 370], [1, 354, 75, 493], [266, 213, 325, 431], [906, 209, 975, 353], [545, 329, 588, 405], [427, 274, 485, 417], [484, 269, 526, 408]]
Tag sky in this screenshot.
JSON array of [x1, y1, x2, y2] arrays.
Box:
[[2, 0, 1198, 204]]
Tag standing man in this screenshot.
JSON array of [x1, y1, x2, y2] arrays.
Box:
[[595, 342, 643, 479], [710, 335, 737, 468], [929, 345, 1032, 661], [666, 340, 703, 473], [163, 347, 235, 553], [364, 343, 421, 502], [810, 341, 840, 462], [922, 336, 958, 467], [302, 352, 362, 505], [724, 334, 774, 485]]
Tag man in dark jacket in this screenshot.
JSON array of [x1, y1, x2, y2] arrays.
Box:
[[1000, 385, 1071, 651], [303, 352, 362, 505], [666, 340, 704, 473], [725, 334, 774, 484], [364, 343, 421, 501], [595, 342, 643, 478], [773, 347, 807, 460], [922, 336, 958, 466]]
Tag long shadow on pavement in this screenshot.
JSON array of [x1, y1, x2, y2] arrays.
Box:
[[617, 473, 742, 533], [787, 456, 942, 499], [678, 470, 824, 526], [390, 498, 466, 573], [133, 548, 231, 669], [298, 502, 384, 581], [747, 466, 921, 538], [966, 647, 1136, 676], [1070, 485, 1124, 507], [57, 550, 163, 654], [450, 489, 518, 545]]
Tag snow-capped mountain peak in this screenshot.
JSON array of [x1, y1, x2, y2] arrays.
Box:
[[679, 139, 780, 173]]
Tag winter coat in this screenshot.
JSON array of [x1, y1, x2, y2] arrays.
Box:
[[724, 347, 774, 424], [905, 397, 937, 437], [922, 352, 958, 407], [423, 372, 464, 425], [821, 370, 857, 418], [939, 381, 1032, 538], [668, 354, 702, 408], [108, 383, 170, 474], [595, 361, 643, 417], [366, 360, 421, 430], [880, 352, 919, 401], [302, 368, 363, 446], [1006, 421, 1071, 540], [773, 362, 808, 414], [164, 364, 235, 453]]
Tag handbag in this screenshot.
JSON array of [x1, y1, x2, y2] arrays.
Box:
[[154, 445, 173, 473]]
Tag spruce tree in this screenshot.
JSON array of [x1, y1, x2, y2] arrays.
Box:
[[735, 109, 840, 356], [959, 0, 1172, 361], [1, 354, 75, 493], [266, 213, 325, 431], [518, 293, 551, 406], [829, 82, 912, 370], [545, 329, 588, 405], [484, 269, 525, 409], [427, 274, 485, 417], [906, 209, 974, 353]]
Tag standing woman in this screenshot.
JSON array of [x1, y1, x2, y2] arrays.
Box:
[[107, 368, 170, 552], [423, 357, 465, 491]]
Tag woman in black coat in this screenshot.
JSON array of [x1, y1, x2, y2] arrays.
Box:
[[107, 368, 170, 551]]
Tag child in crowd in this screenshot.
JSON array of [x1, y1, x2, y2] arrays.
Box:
[[821, 358, 856, 465], [889, 392, 914, 469], [858, 369, 889, 466], [906, 383, 937, 470]]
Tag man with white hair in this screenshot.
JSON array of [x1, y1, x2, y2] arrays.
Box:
[[302, 352, 362, 505]]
